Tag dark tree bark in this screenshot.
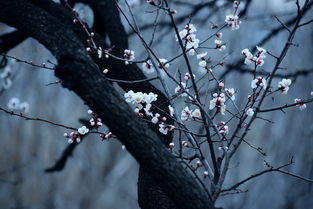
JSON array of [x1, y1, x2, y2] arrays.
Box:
[[0, 0, 215, 209]]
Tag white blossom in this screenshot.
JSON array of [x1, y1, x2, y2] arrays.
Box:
[[225, 14, 241, 30], [168, 105, 174, 117], [181, 106, 192, 121], [209, 93, 226, 115], [7, 98, 20, 110], [189, 49, 196, 56], [251, 77, 267, 90], [124, 90, 135, 103], [278, 78, 292, 94], [295, 98, 307, 110], [191, 109, 201, 119], [19, 102, 30, 114], [144, 103, 153, 116], [175, 82, 188, 96], [197, 52, 207, 59], [199, 60, 207, 68], [177, 24, 199, 50], [246, 108, 254, 117], [142, 60, 155, 74], [123, 49, 135, 61], [225, 88, 235, 100], [151, 116, 159, 124], [159, 123, 175, 135], [78, 126, 89, 135], [97, 47, 103, 59], [218, 121, 229, 136]]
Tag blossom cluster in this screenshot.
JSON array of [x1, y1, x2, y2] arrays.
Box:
[[142, 58, 170, 75], [217, 121, 229, 136], [181, 106, 201, 121], [209, 93, 226, 115], [87, 110, 103, 128], [242, 46, 267, 67], [225, 14, 241, 30], [214, 33, 226, 51], [251, 76, 267, 90], [294, 98, 306, 110], [7, 98, 29, 114], [177, 24, 199, 54], [124, 90, 175, 135], [64, 131, 82, 144], [174, 82, 189, 96], [123, 49, 135, 64]]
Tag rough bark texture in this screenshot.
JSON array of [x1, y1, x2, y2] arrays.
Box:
[[0, 1, 214, 208]]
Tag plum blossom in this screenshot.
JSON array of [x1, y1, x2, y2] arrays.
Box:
[[295, 98, 307, 110], [159, 123, 175, 135], [90, 118, 102, 128], [181, 106, 192, 121], [214, 39, 226, 51], [124, 91, 159, 118], [97, 47, 103, 59], [188, 49, 196, 56], [64, 132, 81, 144], [133, 92, 144, 104], [184, 73, 195, 80], [241, 48, 253, 65], [225, 14, 241, 30], [197, 52, 207, 60], [7, 98, 20, 110], [19, 102, 30, 114], [225, 88, 235, 100], [100, 132, 113, 140], [7, 98, 30, 113], [251, 77, 267, 90], [151, 115, 159, 124], [156, 58, 170, 76], [175, 82, 188, 96], [124, 90, 135, 103], [218, 121, 229, 136], [246, 108, 254, 117], [123, 49, 135, 64], [78, 126, 89, 135], [142, 60, 155, 74], [216, 32, 223, 39], [191, 109, 201, 119], [197, 52, 207, 69], [144, 103, 153, 117], [278, 78, 292, 94], [242, 46, 267, 66], [196, 160, 202, 167], [182, 141, 188, 147], [103, 69, 109, 74], [169, 142, 175, 150], [168, 105, 174, 117], [199, 60, 207, 68], [219, 82, 225, 89], [177, 24, 199, 50], [209, 93, 226, 115]]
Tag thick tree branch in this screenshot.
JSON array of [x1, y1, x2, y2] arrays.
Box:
[[0, 30, 28, 53]]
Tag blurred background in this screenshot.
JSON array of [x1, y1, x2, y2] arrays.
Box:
[[0, 0, 312, 208]]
